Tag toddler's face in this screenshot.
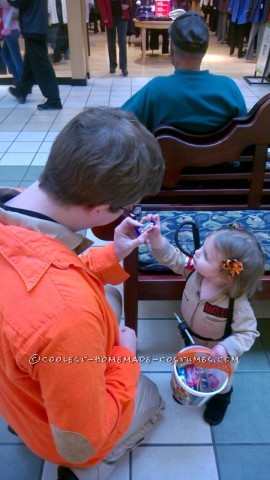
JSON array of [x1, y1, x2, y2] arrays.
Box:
[[193, 234, 223, 282]]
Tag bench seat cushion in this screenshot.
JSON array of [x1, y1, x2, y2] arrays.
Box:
[[139, 210, 270, 272]]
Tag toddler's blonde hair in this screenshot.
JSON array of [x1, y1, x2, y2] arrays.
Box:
[[208, 227, 265, 298]]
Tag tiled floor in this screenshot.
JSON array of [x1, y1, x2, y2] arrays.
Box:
[[0, 51, 270, 480]]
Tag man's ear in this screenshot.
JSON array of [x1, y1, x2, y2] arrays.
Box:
[[169, 40, 174, 62], [83, 204, 110, 214]]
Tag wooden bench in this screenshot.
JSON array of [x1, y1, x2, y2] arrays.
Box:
[[145, 92, 270, 208], [93, 93, 270, 332]]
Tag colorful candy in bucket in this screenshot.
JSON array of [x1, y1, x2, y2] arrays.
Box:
[[171, 346, 232, 407]]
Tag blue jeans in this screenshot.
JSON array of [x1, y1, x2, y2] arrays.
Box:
[[106, 18, 128, 71], [1, 29, 24, 83]]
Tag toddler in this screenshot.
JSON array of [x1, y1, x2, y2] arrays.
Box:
[[142, 214, 265, 424]]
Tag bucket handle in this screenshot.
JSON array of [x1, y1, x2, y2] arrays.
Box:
[[174, 347, 232, 377]]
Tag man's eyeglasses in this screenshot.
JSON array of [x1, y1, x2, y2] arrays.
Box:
[[121, 204, 142, 219]]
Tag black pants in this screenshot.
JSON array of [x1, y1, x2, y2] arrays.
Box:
[[54, 23, 69, 61], [146, 30, 169, 54], [229, 22, 249, 58], [18, 37, 60, 103]]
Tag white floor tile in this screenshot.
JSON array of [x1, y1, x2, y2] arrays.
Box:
[[45, 132, 59, 141], [137, 318, 181, 372], [34, 110, 59, 118], [38, 142, 53, 153], [49, 123, 68, 131], [143, 373, 212, 444], [8, 142, 42, 153], [0, 141, 12, 152], [132, 445, 219, 480], [0, 152, 35, 165], [138, 300, 181, 319], [16, 132, 47, 141], [86, 99, 109, 107], [86, 94, 109, 101], [0, 123, 24, 131], [0, 132, 19, 141], [22, 124, 54, 132], [109, 101, 124, 107], [32, 153, 49, 165], [41, 461, 57, 480], [4, 113, 34, 122], [63, 102, 86, 108], [53, 108, 82, 115], [106, 454, 129, 480]]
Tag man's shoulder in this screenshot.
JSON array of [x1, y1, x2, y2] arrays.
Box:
[[141, 75, 176, 94], [207, 72, 239, 86], [147, 74, 174, 86]]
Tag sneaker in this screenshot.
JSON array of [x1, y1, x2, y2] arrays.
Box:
[[122, 69, 128, 77], [57, 466, 79, 480], [203, 387, 233, 425], [110, 68, 116, 73], [37, 100, 62, 111], [8, 86, 26, 104]]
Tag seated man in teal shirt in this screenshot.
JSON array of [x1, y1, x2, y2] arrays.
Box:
[[121, 11, 247, 133]]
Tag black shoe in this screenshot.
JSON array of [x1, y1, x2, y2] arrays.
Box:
[[110, 68, 116, 73], [7, 425, 18, 436], [122, 69, 128, 77], [238, 50, 246, 58], [8, 86, 26, 104], [37, 100, 62, 111], [203, 387, 233, 425], [172, 394, 184, 405], [57, 466, 79, 480]]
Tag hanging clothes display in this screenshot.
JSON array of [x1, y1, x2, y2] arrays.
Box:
[[245, 0, 270, 60], [228, 0, 251, 58], [48, 0, 69, 63], [216, 0, 230, 43]]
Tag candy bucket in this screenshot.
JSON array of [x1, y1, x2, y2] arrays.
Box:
[[171, 346, 232, 407]]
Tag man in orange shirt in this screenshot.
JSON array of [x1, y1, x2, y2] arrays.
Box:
[[0, 108, 165, 480]]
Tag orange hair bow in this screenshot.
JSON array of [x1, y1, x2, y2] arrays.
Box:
[[223, 258, 244, 277]]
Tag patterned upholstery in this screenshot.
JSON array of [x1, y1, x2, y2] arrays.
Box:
[[139, 210, 270, 272]]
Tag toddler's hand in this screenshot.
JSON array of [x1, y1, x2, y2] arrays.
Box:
[[210, 344, 228, 360], [140, 213, 160, 234], [140, 214, 164, 249]]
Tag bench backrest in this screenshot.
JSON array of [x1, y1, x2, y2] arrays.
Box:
[[150, 93, 270, 208]]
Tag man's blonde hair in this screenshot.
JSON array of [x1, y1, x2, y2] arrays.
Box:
[[39, 107, 165, 208]]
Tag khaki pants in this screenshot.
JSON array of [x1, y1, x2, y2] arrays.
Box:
[[71, 375, 165, 480], [69, 286, 165, 480]]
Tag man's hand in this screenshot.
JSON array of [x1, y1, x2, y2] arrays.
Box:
[[119, 326, 137, 354], [113, 216, 149, 261]]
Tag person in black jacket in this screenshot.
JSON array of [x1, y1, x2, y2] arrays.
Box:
[[7, 0, 62, 110]]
